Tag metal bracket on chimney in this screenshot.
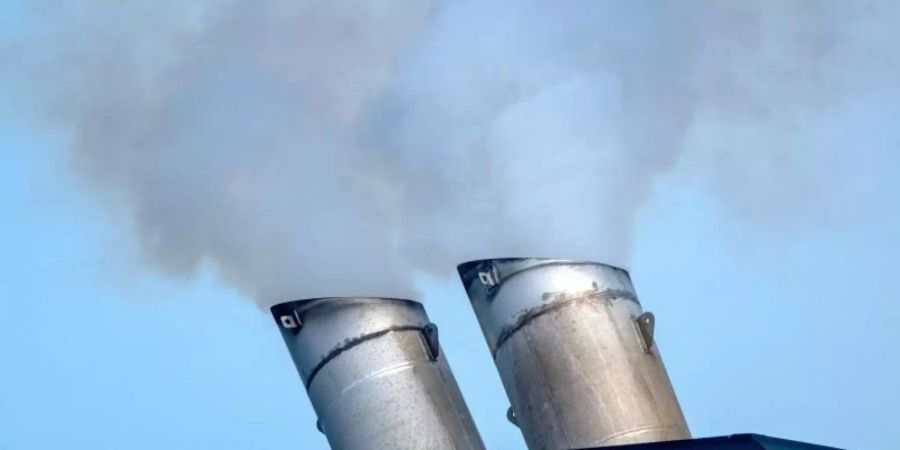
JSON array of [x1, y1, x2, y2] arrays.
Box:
[[422, 323, 440, 361], [506, 406, 519, 427], [279, 310, 303, 334], [636, 312, 655, 352]]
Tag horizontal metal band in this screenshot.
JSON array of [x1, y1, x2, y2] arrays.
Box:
[[305, 325, 427, 389], [492, 288, 637, 358]]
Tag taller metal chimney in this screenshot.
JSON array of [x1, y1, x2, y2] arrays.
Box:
[[271, 297, 485, 450], [458, 258, 690, 449]]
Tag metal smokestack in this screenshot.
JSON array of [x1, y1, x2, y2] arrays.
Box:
[[270, 297, 485, 450], [457, 258, 690, 449]]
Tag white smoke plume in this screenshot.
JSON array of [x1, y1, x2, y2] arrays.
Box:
[[3, 1, 897, 305]]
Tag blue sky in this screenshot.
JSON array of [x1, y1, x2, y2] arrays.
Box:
[[2, 3, 900, 450]]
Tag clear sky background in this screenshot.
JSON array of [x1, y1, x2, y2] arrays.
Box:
[[2, 2, 899, 450]]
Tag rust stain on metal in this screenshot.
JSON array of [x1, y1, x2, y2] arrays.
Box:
[[492, 288, 638, 357], [305, 325, 424, 389]]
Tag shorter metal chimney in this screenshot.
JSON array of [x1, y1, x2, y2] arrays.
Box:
[[271, 297, 485, 450], [458, 258, 690, 449]]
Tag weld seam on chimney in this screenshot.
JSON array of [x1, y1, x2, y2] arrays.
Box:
[[491, 289, 638, 358], [304, 324, 426, 389], [596, 425, 690, 445]]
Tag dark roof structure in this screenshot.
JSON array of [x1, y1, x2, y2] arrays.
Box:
[[578, 434, 843, 450]]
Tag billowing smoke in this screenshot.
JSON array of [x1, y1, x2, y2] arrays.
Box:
[[3, 1, 897, 305]]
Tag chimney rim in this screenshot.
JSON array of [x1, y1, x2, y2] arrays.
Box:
[[269, 296, 421, 316], [457, 257, 628, 274], [456, 257, 631, 287]]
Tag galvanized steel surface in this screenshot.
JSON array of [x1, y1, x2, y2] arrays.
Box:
[[458, 259, 691, 449], [271, 297, 485, 450]]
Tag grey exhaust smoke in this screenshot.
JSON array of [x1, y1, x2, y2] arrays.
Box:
[[270, 297, 485, 450], [458, 258, 690, 449]]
